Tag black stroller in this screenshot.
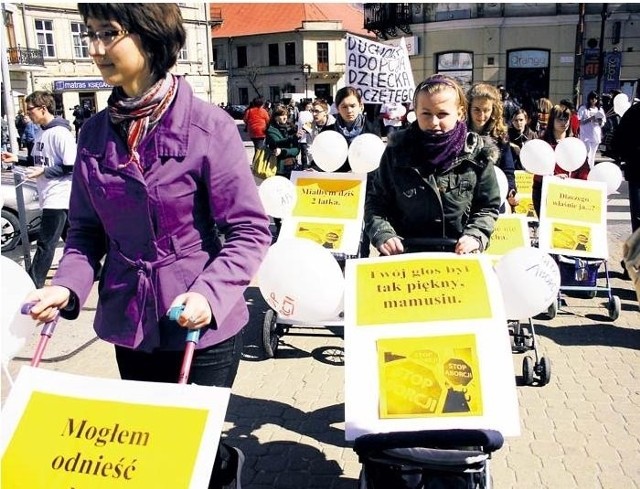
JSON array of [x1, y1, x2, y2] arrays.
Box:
[[354, 429, 504, 489]]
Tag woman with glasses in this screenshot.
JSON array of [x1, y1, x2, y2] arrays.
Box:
[[578, 90, 606, 169], [22, 5, 271, 488], [531, 104, 590, 217], [303, 99, 335, 168]]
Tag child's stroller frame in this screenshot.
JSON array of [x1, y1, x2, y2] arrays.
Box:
[[354, 429, 504, 489], [546, 255, 621, 321]]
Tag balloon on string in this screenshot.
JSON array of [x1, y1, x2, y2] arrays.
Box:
[[348, 134, 386, 173], [257, 238, 345, 322], [613, 93, 631, 117], [258, 176, 297, 218], [555, 137, 587, 172], [406, 111, 416, 123], [1, 256, 36, 365], [494, 166, 509, 204], [310, 131, 349, 172], [519, 139, 556, 176], [588, 161, 623, 194], [494, 247, 560, 320]]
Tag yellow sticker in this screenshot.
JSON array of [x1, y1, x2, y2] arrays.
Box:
[[514, 170, 534, 194], [550, 221, 593, 252], [2, 392, 208, 489], [489, 217, 528, 256], [293, 178, 362, 219], [544, 181, 603, 224], [355, 258, 491, 325], [513, 196, 537, 218], [295, 222, 344, 249], [378, 335, 483, 418]]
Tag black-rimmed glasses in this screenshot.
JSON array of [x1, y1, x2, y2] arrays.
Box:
[[80, 29, 129, 46]]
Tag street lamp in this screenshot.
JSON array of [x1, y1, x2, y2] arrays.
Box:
[[302, 63, 311, 99]]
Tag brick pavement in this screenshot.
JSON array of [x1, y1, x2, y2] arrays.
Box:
[[2, 152, 639, 488]]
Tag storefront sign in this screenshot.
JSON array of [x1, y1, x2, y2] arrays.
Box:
[[603, 51, 622, 93], [508, 50, 549, 69], [54, 79, 112, 91], [583, 48, 600, 80]]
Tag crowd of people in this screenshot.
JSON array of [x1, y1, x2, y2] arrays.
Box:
[[1, 3, 638, 485]]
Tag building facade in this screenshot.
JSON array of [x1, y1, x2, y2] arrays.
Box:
[[210, 3, 371, 105], [365, 3, 640, 111], [2, 2, 223, 123]]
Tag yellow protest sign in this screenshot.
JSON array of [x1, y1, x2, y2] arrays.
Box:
[[488, 216, 529, 256], [295, 221, 344, 249], [2, 392, 208, 489], [355, 258, 491, 325], [378, 335, 482, 418], [513, 196, 537, 218], [293, 177, 362, 219], [514, 170, 534, 194], [544, 181, 603, 224]]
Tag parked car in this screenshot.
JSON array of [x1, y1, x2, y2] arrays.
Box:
[[1, 171, 41, 252], [224, 104, 248, 120]]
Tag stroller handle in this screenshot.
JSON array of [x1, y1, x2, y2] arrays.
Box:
[[353, 428, 504, 455], [21, 301, 58, 337], [402, 237, 458, 253]]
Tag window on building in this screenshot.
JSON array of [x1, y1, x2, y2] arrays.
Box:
[[237, 46, 247, 68], [436, 51, 473, 91], [317, 42, 329, 72], [285, 42, 296, 65], [270, 86, 281, 103], [35, 19, 55, 58], [268, 43, 279, 66], [71, 22, 88, 58], [238, 87, 249, 105], [178, 44, 188, 61]]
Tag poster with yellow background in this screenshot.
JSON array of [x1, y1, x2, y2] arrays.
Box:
[[343, 253, 520, 440], [279, 172, 367, 255], [512, 171, 537, 220], [538, 178, 608, 258], [1, 367, 230, 489]]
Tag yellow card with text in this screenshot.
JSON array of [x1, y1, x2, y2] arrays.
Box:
[[355, 258, 491, 325], [488, 215, 529, 256], [1, 367, 230, 489], [378, 334, 482, 418], [514, 170, 534, 194], [293, 177, 362, 219], [544, 181, 603, 224]]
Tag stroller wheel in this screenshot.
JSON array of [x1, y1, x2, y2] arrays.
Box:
[[537, 356, 551, 386], [608, 296, 621, 321], [522, 356, 534, 386], [262, 309, 280, 358]]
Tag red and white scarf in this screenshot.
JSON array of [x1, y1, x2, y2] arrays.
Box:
[[108, 73, 177, 172]]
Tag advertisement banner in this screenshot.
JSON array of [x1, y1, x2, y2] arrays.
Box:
[[603, 51, 622, 94]]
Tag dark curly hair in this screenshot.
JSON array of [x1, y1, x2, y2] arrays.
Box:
[[77, 3, 186, 77]]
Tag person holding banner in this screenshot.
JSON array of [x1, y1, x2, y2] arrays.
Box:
[[467, 83, 518, 211], [365, 74, 501, 256], [531, 104, 590, 217], [22, 5, 271, 489]]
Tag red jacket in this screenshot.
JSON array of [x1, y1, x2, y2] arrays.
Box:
[[243, 106, 270, 139]]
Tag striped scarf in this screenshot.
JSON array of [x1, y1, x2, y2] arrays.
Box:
[[108, 73, 178, 172]]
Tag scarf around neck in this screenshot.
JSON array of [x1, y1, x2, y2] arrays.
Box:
[[335, 113, 366, 144], [108, 73, 178, 172], [412, 120, 467, 171]]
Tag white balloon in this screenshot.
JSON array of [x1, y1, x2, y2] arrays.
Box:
[[310, 131, 349, 172], [258, 176, 297, 218], [555, 137, 587, 172], [1, 256, 36, 365], [613, 93, 631, 117], [257, 238, 345, 322], [494, 247, 560, 320], [519, 139, 556, 176], [588, 161, 623, 194], [348, 134, 386, 173], [494, 166, 509, 204], [406, 111, 416, 123]]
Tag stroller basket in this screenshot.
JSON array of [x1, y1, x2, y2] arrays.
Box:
[[354, 429, 504, 489], [557, 255, 603, 287]]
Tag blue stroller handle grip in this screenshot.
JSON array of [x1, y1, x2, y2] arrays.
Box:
[[21, 301, 58, 337], [168, 305, 201, 343], [168, 305, 184, 321]]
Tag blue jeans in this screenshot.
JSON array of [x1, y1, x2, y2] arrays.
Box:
[[29, 208, 68, 288], [115, 332, 244, 488]]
